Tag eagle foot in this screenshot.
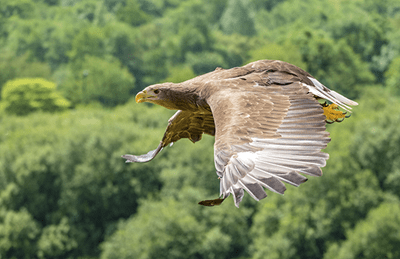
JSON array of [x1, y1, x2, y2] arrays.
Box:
[[198, 198, 225, 206], [322, 103, 347, 123]]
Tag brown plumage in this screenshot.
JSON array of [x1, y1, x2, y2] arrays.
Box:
[[122, 60, 358, 207]]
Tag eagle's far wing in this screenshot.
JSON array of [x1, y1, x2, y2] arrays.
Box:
[[206, 79, 331, 207], [122, 110, 215, 163], [160, 110, 215, 145]]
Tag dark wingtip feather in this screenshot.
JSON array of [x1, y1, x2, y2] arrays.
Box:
[[238, 180, 268, 201]]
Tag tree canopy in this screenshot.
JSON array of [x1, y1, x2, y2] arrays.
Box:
[[1, 0, 400, 258]]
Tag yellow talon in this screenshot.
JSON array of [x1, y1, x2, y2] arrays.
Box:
[[323, 103, 346, 122]]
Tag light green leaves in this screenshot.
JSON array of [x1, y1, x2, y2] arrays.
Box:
[[1, 78, 70, 115]]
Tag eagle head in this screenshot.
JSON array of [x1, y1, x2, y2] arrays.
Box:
[[135, 83, 196, 110]]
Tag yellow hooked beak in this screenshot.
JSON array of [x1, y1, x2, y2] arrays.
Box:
[[135, 91, 148, 103]]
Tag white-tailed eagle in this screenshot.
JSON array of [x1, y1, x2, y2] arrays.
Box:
[[122, 60, 357, 207]]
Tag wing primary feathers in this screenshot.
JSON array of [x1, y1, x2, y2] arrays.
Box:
[[330, 89, 358, 106], [230, 186, 244, 208], [225, 165, 239, 185], [237, 180, 268, 201], [251, 167, 308, 187], [306, 77, 358, 111], [246, 173, 287, 194], [122, 142, 163, 163]]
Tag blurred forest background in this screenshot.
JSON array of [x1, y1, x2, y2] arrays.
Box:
[[1, 0, 400, 258]]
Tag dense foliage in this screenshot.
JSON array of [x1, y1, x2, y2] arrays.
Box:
[[1, 0, 400, 258], [1, 78, 70, 115]]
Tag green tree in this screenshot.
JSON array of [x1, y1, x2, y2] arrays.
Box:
[[324, 202, 400, 259], [2, 14, 80, 70], [186, 51, 226, 75], [291, 28, 374, 99], [101, 198, 209, 259], [101, 190, 253, 259], [4, 19, 51, 62], [69, 0, 108, 23], [255, 0, 331, 34], [0, 0, 35, 39], [37, 218, 78, 259], [0, 0, 36, 37], [385, 56, 400, 95], [249, 0, 284, 11], [327, 3, 390, 81], [328, 4, 388, 63], [0, 101, 171, 258], [137, 0, 188, 17], [127, 22, 169, 88], [1, 1, 400, 259], [161, 0, 215, 64], [1, 4, 90, 70], [116, 0, 151, 26], [104, 21, 137, 68], [1, 78, 70, 116], [220, 0, 256, 36], [0, 0, 35, 19], [68, 26, 108, 63], [0, 208, 40, 259], [348, 86, 400, 198], [58, 55, 135, 107], [250, 167, 384, 259], [41, 19, 78, 70], [246, 41, 307, 69], [0, 53, 51, 96], [41, 0, 60, 5], [163, 65, 196, 83], [213, 30, 255, 68]]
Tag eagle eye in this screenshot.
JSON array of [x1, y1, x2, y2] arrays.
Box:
[[154, 89, 160, 94]]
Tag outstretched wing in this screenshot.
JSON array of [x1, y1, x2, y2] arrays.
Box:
[[122, 109, 215, 163], [206, 77, 332, 207]]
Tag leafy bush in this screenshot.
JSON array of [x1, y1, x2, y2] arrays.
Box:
[[1, 78, 70, 116]]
